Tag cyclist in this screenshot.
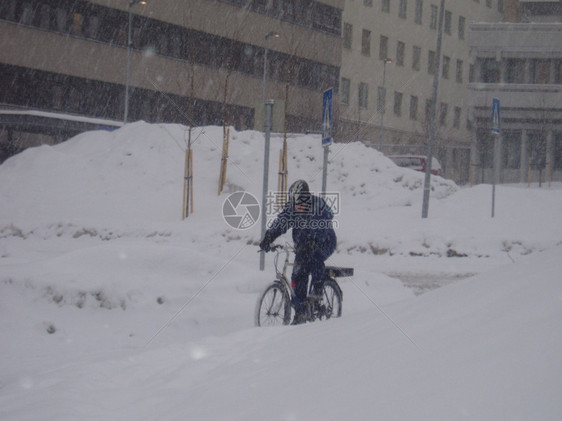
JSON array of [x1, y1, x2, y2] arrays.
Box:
[[259, 180, 337, 324]]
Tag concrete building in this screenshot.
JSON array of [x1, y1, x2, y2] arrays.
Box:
[[0, 0, 343, 159], [468, 1, 562, 184], [339, 0, 503, 183]]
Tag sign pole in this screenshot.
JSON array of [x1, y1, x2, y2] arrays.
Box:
[[260, 100, 274, 271], [321, 88, 333, 194], [491, 97, 501, 218]]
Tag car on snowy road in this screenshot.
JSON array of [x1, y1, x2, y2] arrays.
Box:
[[388, 155, 444, 177]]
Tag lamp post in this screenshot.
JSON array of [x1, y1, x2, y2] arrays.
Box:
[[262, 31, 280, 102], [259, 31, 278, 271], [124, 0, 147, 124], [421, 0, 445, 219], [378, 57, 392, 151]]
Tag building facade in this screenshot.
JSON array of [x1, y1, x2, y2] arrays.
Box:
[[468, 12, 562, 184], [339, 0, 503, 183], [0, 0, 343, 157]]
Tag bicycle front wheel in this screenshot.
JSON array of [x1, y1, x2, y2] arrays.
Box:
[[255, 282, 292, 327]]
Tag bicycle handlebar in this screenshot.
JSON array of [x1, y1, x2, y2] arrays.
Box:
[[258, 244, 286, 253]]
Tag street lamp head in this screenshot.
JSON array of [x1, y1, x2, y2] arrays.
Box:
[[265, 31, 280, 40], [130, 0, 147, 7]]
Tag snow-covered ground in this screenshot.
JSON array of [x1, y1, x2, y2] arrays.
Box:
[[0, 122, 560, 420]]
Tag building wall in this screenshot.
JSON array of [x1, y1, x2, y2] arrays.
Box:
[[468, 22, 562, 184], [0, 0, 343, 151], [340, 0, 502, 183]]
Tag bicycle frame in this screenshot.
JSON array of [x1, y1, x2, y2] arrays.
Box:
[[271, 243, 296, 300], [270, 243, 336, 301], [256, 243, 347, 326]]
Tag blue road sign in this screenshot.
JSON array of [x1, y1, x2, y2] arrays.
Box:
[[492, 97, 501, 134], [322, 88, 333, 146]]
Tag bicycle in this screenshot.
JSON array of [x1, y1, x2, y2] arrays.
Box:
[[255, 243, 353, 327]]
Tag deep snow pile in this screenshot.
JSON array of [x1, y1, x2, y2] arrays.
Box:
[[0, 122, 456, 227], [0, 122, 561, 420]]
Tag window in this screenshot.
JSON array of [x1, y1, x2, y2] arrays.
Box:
[[530, 59, 550, 84], [394, 91, 403, 116], [425, 99, 433, 122], [396, 41, 405, 66], [364, 0, 373, 6], [39, 4, 51, 30], [444, 11, 452, 35], [341, 78, 350, 104], [359, 82, 369, 109], [399, 0, 407, 19], [0, 0, 16, 20], [453, 106, 461, 128], [528, 131, 547, 170], [409, 95, 418, 120], [86, 15, 100, 39], [469, 64, 475, 82], [382, 0, 390, 13], [68, 86, 82, 112], [439, 102, 448, 126], [56, 7, 68, 32], [377, 86, 386, 113], [52, 84, 64, 110], [478, 130, 494, 169], [361, 29, 371, 56], [343, 23, 352, 49], [486, 0, 492, 8], [430, 5, 438, 29], [116, 23, 127, 45], [554, 132, 562, 170], [481, 58, 500, 83], [442, 56, 450, 79], [503, 131, 522, 169], [20, 2, 34, 25], [428, 50, 436, 75], [71, 12, 84, 36], [458, 16, 465, 39], [415, 0, 423, 24], [169, 31, 182, 58], [498, 0, 504, 13], [456, 59, 463, 83], [505, 59, 525, 83], [379, 35, 389, 60], [412, 46, 421, 71]]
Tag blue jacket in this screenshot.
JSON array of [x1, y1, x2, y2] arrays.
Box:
[[266, 195, 337, 258]]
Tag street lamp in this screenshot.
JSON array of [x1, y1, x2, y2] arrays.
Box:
[[262, 31, 280, 102], [379, 57, 392, 151], [124, 0, 148, 124]]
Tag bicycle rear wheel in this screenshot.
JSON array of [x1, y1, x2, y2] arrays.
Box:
[[317, 279, 342, 320], [255, 282, 292, 327]]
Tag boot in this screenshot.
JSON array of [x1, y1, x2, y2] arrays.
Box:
[[291, 302, 308, 325]]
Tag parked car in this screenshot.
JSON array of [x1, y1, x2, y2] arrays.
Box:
[[388, 155, 444, 177]]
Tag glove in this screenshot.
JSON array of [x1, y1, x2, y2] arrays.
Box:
[[259, 232, 273, 252]]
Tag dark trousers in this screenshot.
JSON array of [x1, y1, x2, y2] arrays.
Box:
[[291, 249, 330, 302]]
